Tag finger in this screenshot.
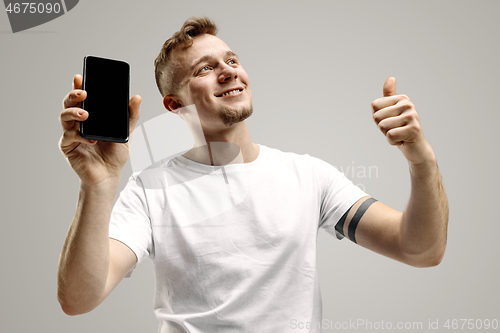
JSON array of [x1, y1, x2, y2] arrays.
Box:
[[72, 74, 83, 90], [377, 114, 410, 135], [385, 126, 409, 146], [63, 89, 87, 109], [383, 77, 396, 97], [60, 128, 97, 154], [385, 123, 421, 146], [128, 95, 142, 134], [372, 101, 413, 124], [371, 94, 410, 112], [60, 107, 89, 130]]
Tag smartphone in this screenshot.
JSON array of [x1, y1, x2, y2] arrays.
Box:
[[80, 56, 130, 143]]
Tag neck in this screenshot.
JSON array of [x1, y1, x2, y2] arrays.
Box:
[[183, 121, 259, 166]]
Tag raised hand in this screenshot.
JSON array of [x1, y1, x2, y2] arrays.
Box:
[[371, 77, 435, 165], [59, 74, 141, 184]]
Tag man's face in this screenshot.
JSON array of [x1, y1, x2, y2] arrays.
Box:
[[170, 34, 253, 130]]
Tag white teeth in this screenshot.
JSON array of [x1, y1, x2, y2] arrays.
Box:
[[221, 89, 240, 97]]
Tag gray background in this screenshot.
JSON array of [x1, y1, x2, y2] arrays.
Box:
[[1, 0, 499, 332]]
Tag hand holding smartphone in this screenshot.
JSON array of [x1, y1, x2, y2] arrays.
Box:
[[80, 56, 130, 143]]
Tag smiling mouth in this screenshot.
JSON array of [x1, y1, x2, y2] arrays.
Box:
[[216, 88, 243, 97]]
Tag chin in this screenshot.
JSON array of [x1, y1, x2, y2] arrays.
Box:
[[220, 104, 253, 127]]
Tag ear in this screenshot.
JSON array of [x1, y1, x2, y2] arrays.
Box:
[[163, 95, 182, 113]]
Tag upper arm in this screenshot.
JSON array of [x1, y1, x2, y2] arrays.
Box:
[[100, 238, 138, 301], [337, 196, 420, 266]]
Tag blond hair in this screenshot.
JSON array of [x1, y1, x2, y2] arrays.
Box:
[[154, 17, 218, 97]]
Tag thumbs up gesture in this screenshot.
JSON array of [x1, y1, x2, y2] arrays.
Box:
[[371, 77, 435, 166]]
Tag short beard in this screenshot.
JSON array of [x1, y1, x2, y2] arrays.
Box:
[[219, 104, 253, 127]]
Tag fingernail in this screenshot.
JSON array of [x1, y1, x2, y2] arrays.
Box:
[[78, 110, 86, 116], [76, 91, 81, 96]]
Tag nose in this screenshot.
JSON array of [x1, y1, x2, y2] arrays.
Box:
[[218, 63, 238, 83]]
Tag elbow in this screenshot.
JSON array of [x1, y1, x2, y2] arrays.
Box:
[[59, 303, 81, 317], [56, 273, 104, 316], [418, 252, 444, 268], [58, 294, 83, 316], [400, 231, 448, 268], [405, 246, 446, 268], [57, 289, 95, 316], [427, 249, 446, 267], [58, 296, 80, 316]]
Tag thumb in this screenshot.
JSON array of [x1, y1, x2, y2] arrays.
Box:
[[383, 77, 396, 97], [128, 95, 142, 132]]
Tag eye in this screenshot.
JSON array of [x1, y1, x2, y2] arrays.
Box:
[[198, 65, 212, 74], [228, 59, 237, 65]]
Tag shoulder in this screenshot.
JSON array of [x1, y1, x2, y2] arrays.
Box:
[[130, 160, 171, 190], [261, 145, 318, 164], [261, 145, 341, 181], [263, 145, 334, 167]]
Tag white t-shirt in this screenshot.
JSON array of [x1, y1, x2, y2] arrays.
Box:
[[109, 144, 367, 332]]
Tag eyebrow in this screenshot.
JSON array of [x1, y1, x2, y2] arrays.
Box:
[[191, 50, 238, 71]]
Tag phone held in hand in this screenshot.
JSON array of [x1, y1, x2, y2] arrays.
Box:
[[80, 56, 130, 143]]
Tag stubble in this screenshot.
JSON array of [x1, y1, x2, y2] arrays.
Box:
[[219, 104, 254, 127]]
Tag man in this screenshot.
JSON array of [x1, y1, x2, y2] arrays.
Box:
[[57, 17, 448, 332]]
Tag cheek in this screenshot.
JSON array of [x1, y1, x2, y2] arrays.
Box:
[[239, 69, 251, 84], [189, 80, 212, 100]]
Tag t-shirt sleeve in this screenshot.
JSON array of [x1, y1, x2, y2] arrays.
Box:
[[315, 158, 368, 240], [109, 172, 153, 277]]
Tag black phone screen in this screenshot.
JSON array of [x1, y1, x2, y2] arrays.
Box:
[[80, 56, 129, 143]]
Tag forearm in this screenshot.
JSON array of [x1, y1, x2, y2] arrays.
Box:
[[400, 146, 449, 266], [57, 178, 120, 315]]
